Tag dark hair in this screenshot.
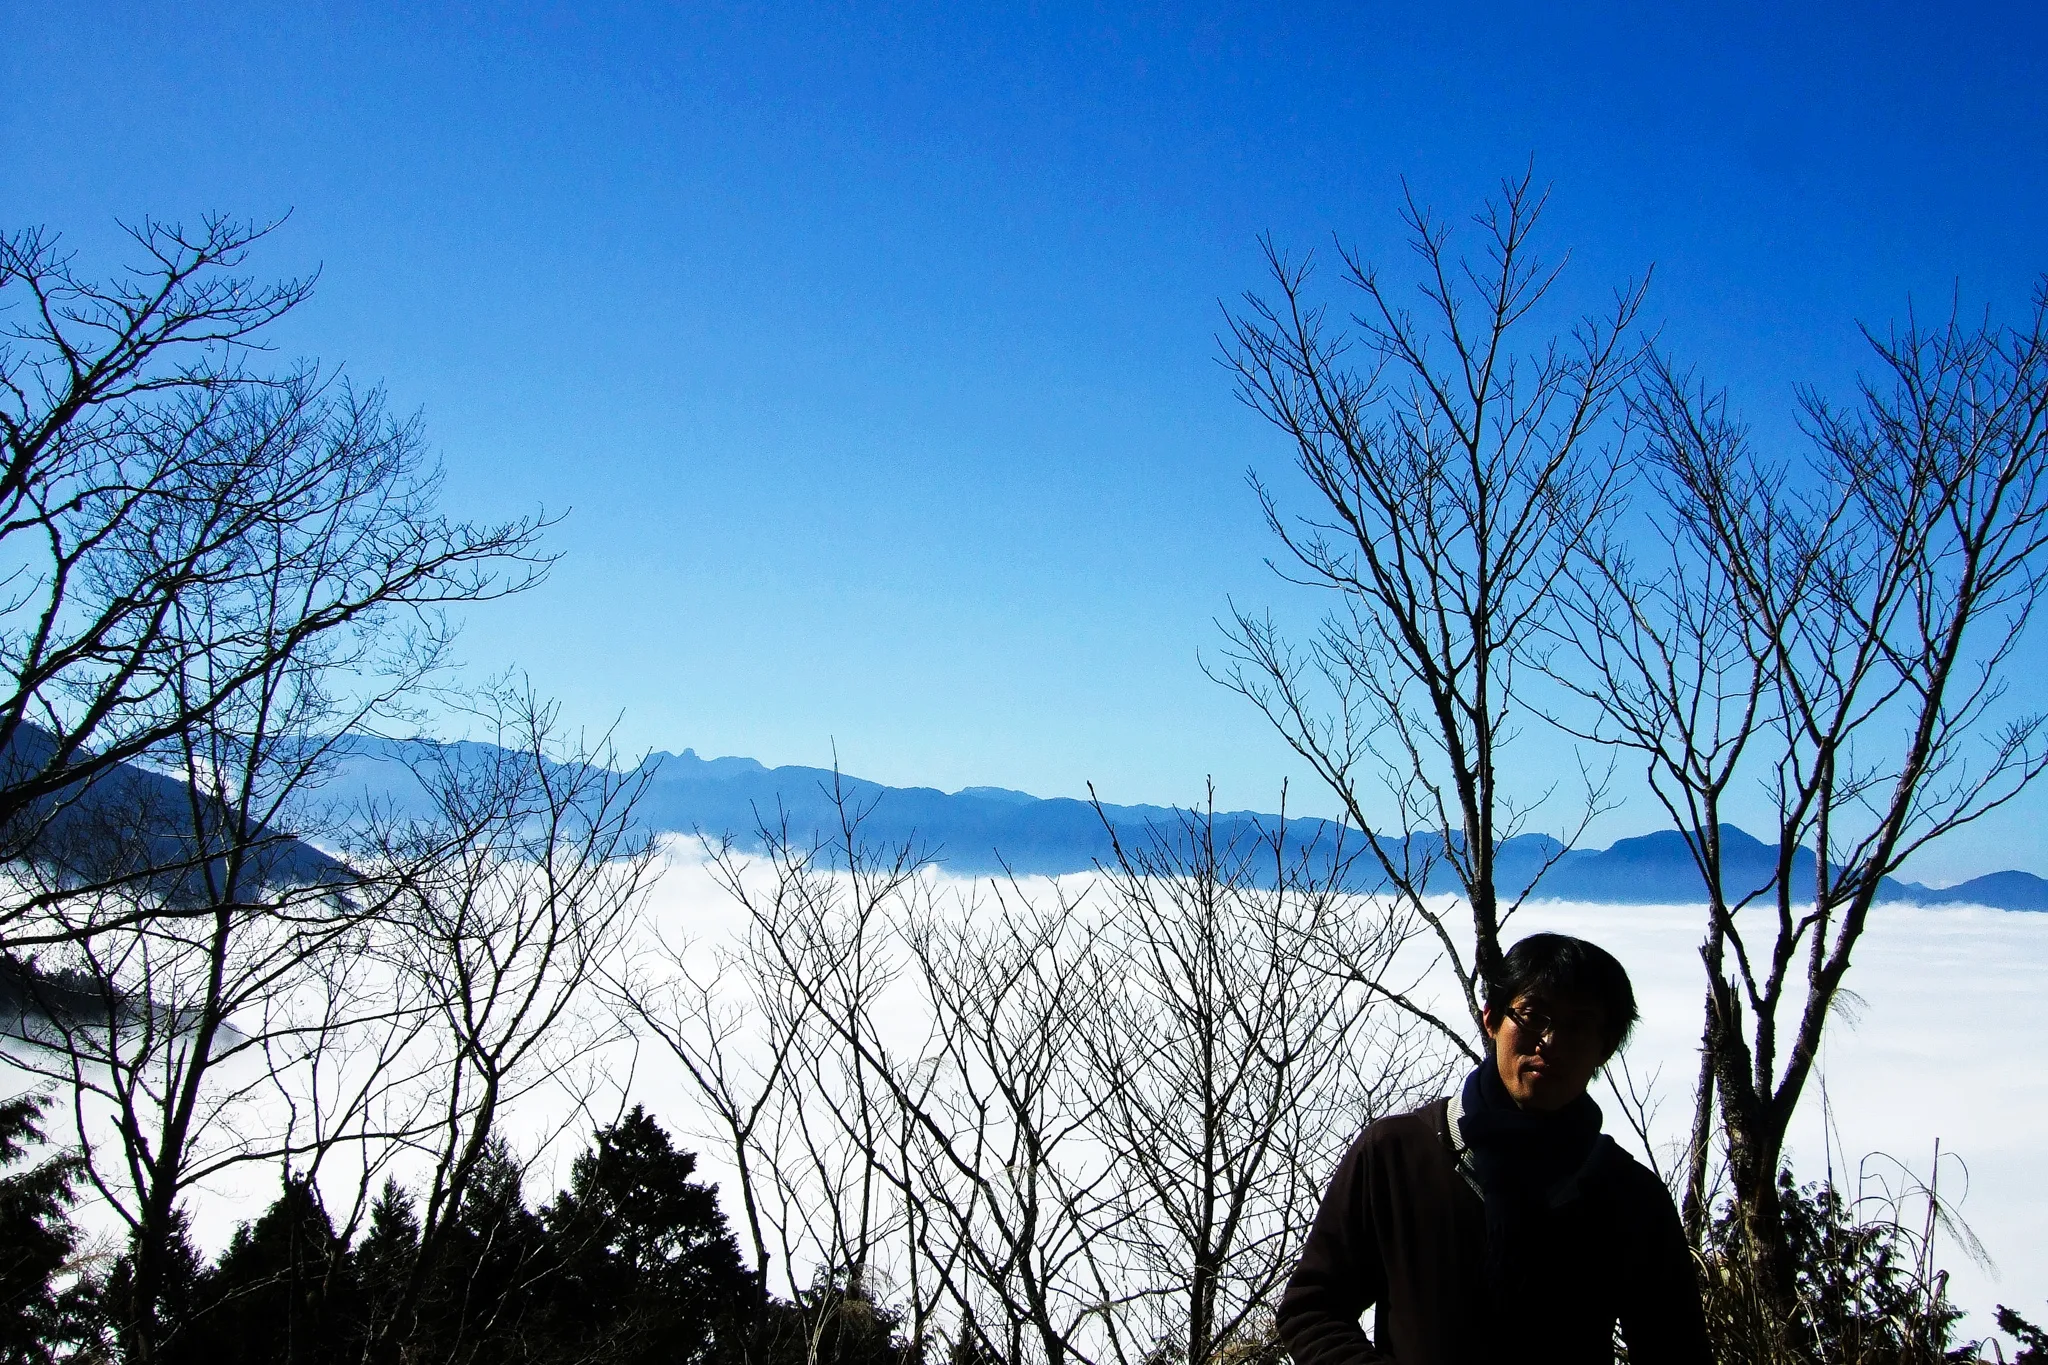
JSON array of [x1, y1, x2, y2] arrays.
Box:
[[1484, 933, 1639, 1056]]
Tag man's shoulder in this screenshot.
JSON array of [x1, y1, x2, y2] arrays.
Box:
[[1590, 1136, 1685, 1218], [1597, 1136, 1665, 1187], [1313, 1097, 1458, 1201], [1349, 1096, 1452, 1158]]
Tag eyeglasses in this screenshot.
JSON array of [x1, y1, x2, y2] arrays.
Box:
[[1500, 1000, 1605, 1048]]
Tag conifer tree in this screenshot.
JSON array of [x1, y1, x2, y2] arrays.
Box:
[[0, 1094, 87, 1363]]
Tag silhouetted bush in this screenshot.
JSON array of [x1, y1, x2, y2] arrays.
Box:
[[1698, 1169, 1974, 1365], [1993, 1304, 2048, 1364]]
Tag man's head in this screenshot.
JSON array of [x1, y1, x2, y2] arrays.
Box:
[[1481, 933, 1638, 1112]]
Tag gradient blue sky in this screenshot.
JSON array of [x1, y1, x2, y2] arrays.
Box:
[[8, 2, 2048, 879]]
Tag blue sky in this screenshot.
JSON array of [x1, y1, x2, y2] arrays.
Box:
[[8, 1, 2048, 879]]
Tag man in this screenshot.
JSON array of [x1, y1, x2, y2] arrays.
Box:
[[1276, 933, 1710, 1365]]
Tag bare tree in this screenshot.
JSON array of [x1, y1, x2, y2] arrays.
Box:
[[646, 788, 1123, 1365], [1215, 173, 1647, 1045], [633, 780, 1454, 1365], [706, 798, 1048, 1365], [611, 859, 805, 1365], [0, 217, 550, 944], [612, 799, 935, 1365], [890, 877, 1123, 1365], [349, 690, 657, 1365], [0, 560, 454, 1362], [1554, 288, 2048, 1310], [735, 826, 921, 1365], [1545, 359, 1785, 1241], [1081, 795, 1447, 1365], [3, 881, 369, 1363]]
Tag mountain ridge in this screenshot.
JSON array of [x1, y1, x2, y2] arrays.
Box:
[[327, 739, 2048, 911]]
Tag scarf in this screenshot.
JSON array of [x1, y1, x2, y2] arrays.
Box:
[[1455, 1058, 1612, 1293]]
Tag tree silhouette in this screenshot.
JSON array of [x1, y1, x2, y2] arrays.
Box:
[[0, 1093, 89, 1363], [538, 1105, 754, 1365]]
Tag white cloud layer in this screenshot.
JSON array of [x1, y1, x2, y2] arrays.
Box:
[[628, 848, 2048, 1333], [10, 846, 2042, 1341]]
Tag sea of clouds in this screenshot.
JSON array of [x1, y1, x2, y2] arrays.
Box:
[[626, 846, 2048, 1336], [9, 843, 2044, 1343]]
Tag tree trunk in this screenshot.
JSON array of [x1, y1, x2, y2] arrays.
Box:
[[1684, 916, 1729, 1246], [1681, 1003, 1716, 1247], [1189, 1253, 1218, 1365], [1716, 1042, 1796, 1345]]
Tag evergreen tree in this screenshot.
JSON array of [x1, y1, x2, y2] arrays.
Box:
[[1996, 1304, 2048, 1365], [12, 1103, 766, 1365], [415, 1136, 551, 1364], [196, 1175, 358, 1365], [102, 1209, 209, 1365], [352, 1178, 421, 1358], [537, 1105, 753, 1365], [0, 1094, 87, 1364]]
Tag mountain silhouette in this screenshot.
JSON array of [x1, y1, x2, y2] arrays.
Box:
[[318, 738, 2048, 912], [21, 730, 2034, 909]]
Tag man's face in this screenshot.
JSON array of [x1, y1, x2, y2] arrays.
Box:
[[1483, 990, 1610, 1112]]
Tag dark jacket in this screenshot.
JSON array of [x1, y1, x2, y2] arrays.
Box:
[[1276, 1098, 1710, 1365]]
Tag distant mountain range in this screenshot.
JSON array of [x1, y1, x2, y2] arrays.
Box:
[[322, 740, 2048, 911], [11, 730, 2041, 912]]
